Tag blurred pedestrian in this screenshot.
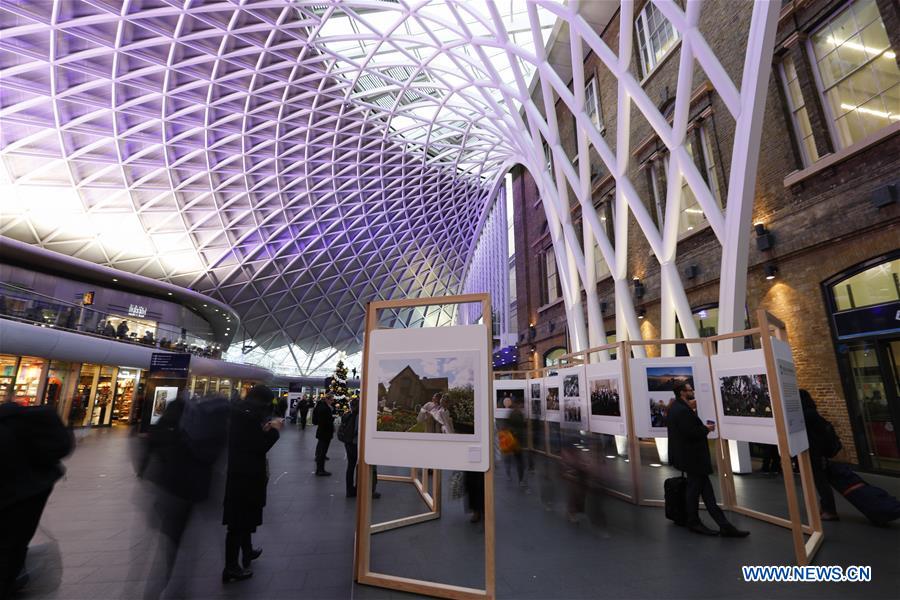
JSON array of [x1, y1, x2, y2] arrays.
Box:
[[502, 398, 526, 486], [0, 403, 74, 597], [298, 395, 310, 430], [222, 385, 281, 583], [668, 382, 748, 537], [312, 395, 334, 476], [340, 398, 380, 499], [801, 389, 840, 521], [463, 471, 484, 523]]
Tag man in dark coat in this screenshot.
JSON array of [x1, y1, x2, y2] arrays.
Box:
[[343, 398, 380, 499], [313, 395, 334, 476], [0, 404, 74, 596], [222, 385, 281, 582], [801, 389, 839, 520], [667, 382, 748, 537], [298, 396, 311, 430]]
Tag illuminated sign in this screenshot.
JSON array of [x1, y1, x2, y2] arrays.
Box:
[[128, 304, 148, 318], [82, 291, 95, 305]]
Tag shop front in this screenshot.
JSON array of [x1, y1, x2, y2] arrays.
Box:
[[67, 364, 144, 427], [826, 253, 900, 474]]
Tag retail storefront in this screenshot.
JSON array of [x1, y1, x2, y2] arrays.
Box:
[[826, 253, 900, 474], [1, 353, 145, 427]]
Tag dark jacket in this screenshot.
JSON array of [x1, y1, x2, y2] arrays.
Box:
[[313, 401, 334, 440], [667, 398, 712, 475], [507, 407, 526, 448], [223, 399, 279, 530], [0, 404, 74, 509]]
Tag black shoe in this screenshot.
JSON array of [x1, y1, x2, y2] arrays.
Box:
[[720, 525, 750, 538], [315, 471, 332, 476], [372, 492, 381, 499], [222, 567, 252, 583], [687, 523, 719, 536], [242, 547, 262, 568]]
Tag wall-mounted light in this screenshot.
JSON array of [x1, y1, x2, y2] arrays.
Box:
[[764, 264, 778, 280], [528, 324, 536, 340], [530, 345, 537, 353], [755, 223, 774, 251], [632, 277, 645, 299], [684, 265, 699, 280], [638, 308, 646, 320], [112, 278, 118, 282]]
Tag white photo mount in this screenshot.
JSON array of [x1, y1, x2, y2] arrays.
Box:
[[630, 356, 717, 439], [585, 362, 626, 436], [558, 365, 588, 431], [543, 375, 561, 422], [493, 379, 527, 420], [771, 338, 809, 457], [711, 349, 777, 445], [364, 325, 490, 472], [526, 378, 543, 420]]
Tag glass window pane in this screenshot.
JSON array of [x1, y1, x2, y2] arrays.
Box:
[[832, 258, 899, 310]]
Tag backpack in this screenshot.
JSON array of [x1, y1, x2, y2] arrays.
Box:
[[498, 429, 519, 454], [179, 397, 229, 463], [821, 420, 843, 459], [337, 411, 355, 443]]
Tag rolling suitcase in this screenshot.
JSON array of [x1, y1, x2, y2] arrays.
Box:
[[664, 475, 688, 526], [827, 462, 900, 526]]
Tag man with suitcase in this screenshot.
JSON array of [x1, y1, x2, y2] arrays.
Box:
[[667, 382, 749, 537]]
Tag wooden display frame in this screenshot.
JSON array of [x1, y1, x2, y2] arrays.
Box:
[[354, 294, 495, 600], [534, 310, 823, 565]]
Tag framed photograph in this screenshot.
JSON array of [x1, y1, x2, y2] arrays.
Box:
[[529, 379, 543, 419], [630, 357, 716, 439], [711, 349, 781, 446], [150, 386, 178, 425], [544, 376, 560, 422], [493, 380, 527, 419], [585, 361, 626, 436], [560, 367, 587, 430], [364, 324, 491, 472], [374, 353, 477, 437]]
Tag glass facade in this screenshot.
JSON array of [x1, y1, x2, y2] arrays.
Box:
[[831, 257, 899, 310]]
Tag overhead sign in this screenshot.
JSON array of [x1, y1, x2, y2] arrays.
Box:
[[82, 291, 95, 305], [149, 353, 191, 378]]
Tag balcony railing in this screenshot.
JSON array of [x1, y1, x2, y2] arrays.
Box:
[[0, 282, 224, 359]]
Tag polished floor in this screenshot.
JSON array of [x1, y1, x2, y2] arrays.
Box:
[[18, 425, 900, 599]]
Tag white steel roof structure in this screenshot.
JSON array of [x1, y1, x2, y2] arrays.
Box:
[[0, 0, 780, 374]]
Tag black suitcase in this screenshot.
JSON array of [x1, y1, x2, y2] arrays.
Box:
[[664, 475, 688, 526], [827, 462, 900, 526]]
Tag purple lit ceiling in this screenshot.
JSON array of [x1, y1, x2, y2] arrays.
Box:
[[0, 1, 559, 358]]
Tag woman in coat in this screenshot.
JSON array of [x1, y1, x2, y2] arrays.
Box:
[[222, 385, 281, 582]]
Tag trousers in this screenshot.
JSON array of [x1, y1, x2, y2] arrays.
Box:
[[225, 528, 252, 569], [685, 472, 730, 528], [812, 456, 837, 513], [315, 436, 332, 473]]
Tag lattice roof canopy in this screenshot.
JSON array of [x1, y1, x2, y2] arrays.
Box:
[[0, 0, 559, 361]]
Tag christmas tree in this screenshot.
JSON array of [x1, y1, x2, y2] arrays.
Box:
[[329, 360, 350, 414]]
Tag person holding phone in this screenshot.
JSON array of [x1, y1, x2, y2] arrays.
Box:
[[667, 382, 749, 538], [222, 385, 282, 583]]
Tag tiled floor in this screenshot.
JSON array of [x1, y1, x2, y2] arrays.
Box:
[[17, 426, 900, 599]]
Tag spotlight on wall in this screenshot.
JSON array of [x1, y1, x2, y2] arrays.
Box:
[[530, 345, 537, 353], [684, 265, 699, 280], [638, 308, 646, 320], [632, 277, 645, 299], [764, 264, 778, 280], [754, 222, 774, 251], [528, 324, 536, 340]]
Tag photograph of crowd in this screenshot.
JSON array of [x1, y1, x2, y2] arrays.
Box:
[[646, 366, 694, 428], [375, 354, 476, 435], [589, 377, 620, 417], [563, 374, 580, 398], [563, 397, 582, 424], [546, 386, 560, 411], [720, 374, 772, 418], [496, 387, 525, 410]]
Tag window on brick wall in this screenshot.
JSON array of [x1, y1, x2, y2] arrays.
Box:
[[648, 124, 722, 238], [779, 55, 821, 166], [539, 246, 562, 306], [586, 76, 603, 132], [808, 0, 899, 149], [636, 1, 680, 77], [593, 194, 614, 281]]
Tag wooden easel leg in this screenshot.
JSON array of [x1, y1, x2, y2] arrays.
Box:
[[778, 452, 808, 566]]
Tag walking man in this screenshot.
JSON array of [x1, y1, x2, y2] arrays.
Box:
[[298, 395, 311, 430], [667, 382, 749, 537], [313, 395, 334, 476]]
